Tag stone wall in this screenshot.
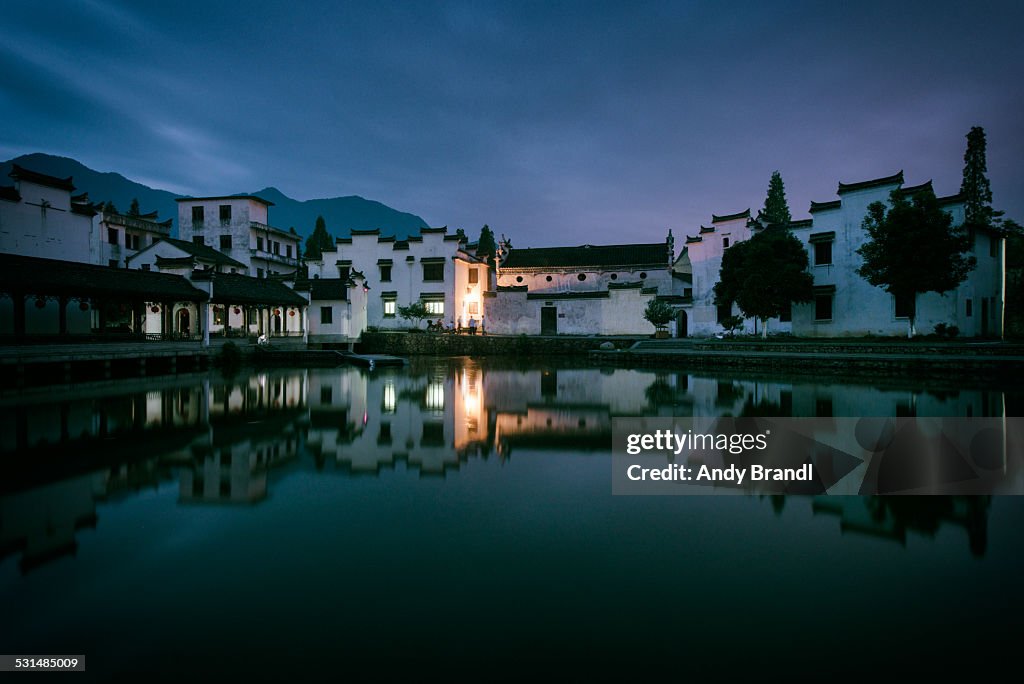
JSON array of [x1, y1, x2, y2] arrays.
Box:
[[358, 331, 639, 356]]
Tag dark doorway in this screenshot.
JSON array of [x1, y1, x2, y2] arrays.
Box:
[[541, 307, 557, 335], [274, 314, 282, 334], [676, 310, 688, 337], [177, 308, 190, 334]]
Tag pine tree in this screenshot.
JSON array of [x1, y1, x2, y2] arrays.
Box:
[[476, 225, 496, 263], [762, 171, 792, 226], [304, 216, 334, 261], [960, 126, 994, 228], [128, 198, 140, 216]]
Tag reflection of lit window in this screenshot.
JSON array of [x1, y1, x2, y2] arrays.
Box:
[[383, 383, 396, 413], [425, 382, 444, 412]]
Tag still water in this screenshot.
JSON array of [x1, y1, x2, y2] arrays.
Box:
[[2, 359, 1022, 679]]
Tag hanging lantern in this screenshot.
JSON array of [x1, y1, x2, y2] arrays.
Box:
[[274, 309, 281, 316], [233, 307, 241, 315], [151, 305, 160, 313], [79, 301, 89, 311], [288, 310, 295, 317], [34, 297, 46, 309]]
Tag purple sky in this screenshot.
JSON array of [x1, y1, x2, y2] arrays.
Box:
[[1, 0, 1022, 246]]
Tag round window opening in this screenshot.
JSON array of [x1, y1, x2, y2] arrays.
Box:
[[577, 273, 587, 281], [516, 276, 524, 283], [610, 273, 618, 280], [639, 272, 647, 279], [546, 275, 553, 282]]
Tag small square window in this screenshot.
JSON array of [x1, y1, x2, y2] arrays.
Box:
[[383, 299, 396, 317], [723, 237, 730, 249], [192, 206, 204, 223], [425, 300, 444, 316], [468, 268, 479, 284], [107, 227, 118, 245], [219, 205, 231, 223], [321, 306, 333, 325], [380, 265, 392, 282], [423, 263, 444, 281], [220, 235, 232, 250], [468, 301, 479, 314]]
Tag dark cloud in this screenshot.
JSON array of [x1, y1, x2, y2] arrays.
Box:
[[1, 0, 1021, 244]]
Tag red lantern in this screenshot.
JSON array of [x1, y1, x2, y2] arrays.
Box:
[[34, 297, 46, 309], [288, 310, 295, 317], [151, 305, 160, 313], [79, 301, 89, 311], [233, 307, 241, 315], [274, 309, 281, 316]]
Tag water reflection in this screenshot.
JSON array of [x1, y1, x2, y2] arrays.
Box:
[[0, 360, 1015, 572]]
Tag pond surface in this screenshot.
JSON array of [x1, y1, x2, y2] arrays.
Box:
[[2, 359, 1022, 679]]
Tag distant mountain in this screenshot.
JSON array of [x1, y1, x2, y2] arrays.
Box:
[[0, 153, 431, 240]]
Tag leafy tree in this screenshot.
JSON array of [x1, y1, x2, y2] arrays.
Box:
[[397, 302, 431, 329], [856, 188, 975, 337], [720, 315, 745, 336], [476, 225, 496, 263], [128, 198, 140, 216], [960, 126, 999, 229], [714, 228, 813, 337], [304, 215, 334, 261], [762, 171, 791, 225], [643, 298, 674, 333], [102, 200, 119, 214]]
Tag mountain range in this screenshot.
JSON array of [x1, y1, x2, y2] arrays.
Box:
[[0, 153, 431, 240]]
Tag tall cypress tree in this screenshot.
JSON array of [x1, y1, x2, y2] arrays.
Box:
[[304, 215, 334, 261], [762, 171, 791, 226], [960, 126, 997, 229], [476, 225, 496, 263]]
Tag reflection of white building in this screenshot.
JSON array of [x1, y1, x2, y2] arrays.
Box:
[[680, 172, 1005, 337]]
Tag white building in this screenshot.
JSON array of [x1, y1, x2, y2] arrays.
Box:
[[0, 164, 97, 263], [93, 208, 173, 268], [486, 234, 685, 335], [175, 195, 301, 278], [305, 226, 488, 331], [680, 172, 1005, 338]]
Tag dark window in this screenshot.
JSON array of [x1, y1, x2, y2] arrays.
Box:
[[219, 205, 231, 223], [815, 293, 833, 321], [966, 298, 973, 317], [378, 422, 392, 445], [723, 237, 730, 249], [107, 227, 118, 245], [894, 292, 915, 319], [380, 265, 392, 282], [546, 275, 553, 282], [814, 241, 832, 266], [577, 273, 587, 281], [990, 235, 998, 258], [257, 268, 264, 278], [320, 385, 332, 404], [639, 272, 647, 279], [716, 303, 732, 324], [423, 263, 444, 281], [684, 287, 693, 298], [220, 235, 232, 250], [815, 398, 834, 417], [469, 268, 479, 284], [192, 206, 204, 223], [193, 236, 205, 246], [273, 241, 280, 255], [779, 302, 792, 322], [257, 236, 264, 251], [141, 263, 151, 271], [286, 245, 292, 258], [421, 422, 444, 447], [321, 306, 333, 325]]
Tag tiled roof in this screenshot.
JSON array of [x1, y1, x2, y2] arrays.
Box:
[[837, 171, 903, 194], [309, 279, 350, 301], [711, 209, 750, 223], [501, 243, 667, 270], [896, 180, 933, 197], [157, 237, 247, 269], [175, 194, 274, 206], [208, 273, 307, 306], [809, 200, 841, 213], [9, 164, 75, 192], [0, 253, 208, 301]]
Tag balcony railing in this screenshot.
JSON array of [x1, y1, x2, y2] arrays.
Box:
[[250, 249, 299, 266]]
